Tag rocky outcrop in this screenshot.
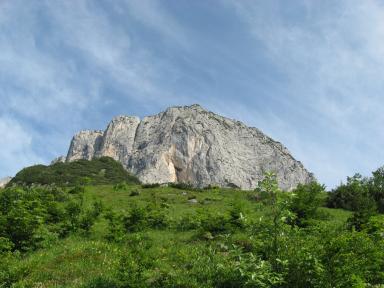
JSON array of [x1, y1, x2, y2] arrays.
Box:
[[0, 177, 12, 188], [64, 104, 314, 190], [51, 156, 66, 165], [95, 116, 140, 166], [66, 130, 103, 161]]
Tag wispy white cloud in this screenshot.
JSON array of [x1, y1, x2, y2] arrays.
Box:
[[121, 0, 190, 49], [0, 117, 43, 176], [227, 0, 384, 186], [1, 0, 383, 188], [0, 0, 193, 176]]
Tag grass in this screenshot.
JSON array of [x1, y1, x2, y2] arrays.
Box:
[[11, 237, 121, 287], [2, 184, 356, 287]]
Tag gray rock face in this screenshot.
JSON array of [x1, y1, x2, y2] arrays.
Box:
[[51, 156, 66, 165], [65, 104, 314, 190], [66, 130, 103, 161], [96, 116, 140, 166], [0, 177, 12, 188]]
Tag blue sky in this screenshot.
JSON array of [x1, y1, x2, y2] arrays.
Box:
[[1, 0, 384, 189]]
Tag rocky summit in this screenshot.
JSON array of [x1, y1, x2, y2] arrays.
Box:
[[63, 104, 314, 190], [0, 177, 12, 188]]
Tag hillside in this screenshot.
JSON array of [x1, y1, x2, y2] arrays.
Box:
[[1, 172, 384, 287], [8, 157, 140, 187]]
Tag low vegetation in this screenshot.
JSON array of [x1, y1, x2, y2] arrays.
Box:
[[1, 165, 384, 287], [8, 157, 140, 187]]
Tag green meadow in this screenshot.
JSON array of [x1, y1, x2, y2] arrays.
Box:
[[1, 159, 384, 287]]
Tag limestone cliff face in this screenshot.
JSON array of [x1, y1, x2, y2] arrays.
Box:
[[0, 177, 12, 188], [66, 130, 103, 161], [96, 116, 140, 166], [65, 104, 314, 190]]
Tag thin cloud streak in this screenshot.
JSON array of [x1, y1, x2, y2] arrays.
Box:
[[0, 0, 383, 188], [228, 0, 384, 187]]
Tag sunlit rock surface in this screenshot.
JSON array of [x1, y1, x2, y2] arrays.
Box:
[[65, 104, 314, 190]]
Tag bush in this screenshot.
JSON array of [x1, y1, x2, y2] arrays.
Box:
[[113, 181, 128, 191], [322, 231, 384, 286], [347, 193, 377, 231], [141, 183, 160, 189], [176, 213, 202, 231], [0, 185, 100, 251], [328, 168, 384, 215], [129, 190, 141, 197], [229, 201, 248, 229], [363, 215, 384, 239], [104, 210, 125, 242], [369, 166, 384, 213], [0, 253, 30, 287], [9, 157, 140, 187], [123, 205, 149, 232], [169, 182, 202, 191], [82, 276, 119, 288], [69, 185, 85, 194], [200, 212, 231, 236], [289, 182, 326, 227], [106, 204, 169, 238], [327, 174, 370, 211]]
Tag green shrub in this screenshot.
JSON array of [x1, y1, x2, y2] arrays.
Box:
[[229, 201, 248, 229], [82, 276, 119, 288], [123, 205, 149, 232], [141, 183, 160, 189], [322, 231, 384, 287], [106, 204, 169, 237], [69, 185, 85, 194], [281, 231, 326, 288], [0, 253, 30, 288], [327, 174, 370, 211], [363, 215, 384, 240], [79, 210, 97, 233], [104, 210, 125, 242], [169, 182, 203, 192], [200, 212, 231, 236], [9, 157, 140, 187], [0, 237, 14, 253], [289, 182, 326, 227], [369, 166, 384, 213], [214, 245, 284, 288], [113, 181, 128, 191], [0, 185, 99, 251], [130, 190, 141, 197], [328, 168, 384, 215], [176, 212, 202, 231], [347, 194, 377, 231]]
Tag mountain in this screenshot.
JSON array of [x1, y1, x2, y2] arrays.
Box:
[[63, 104, 314, 190]]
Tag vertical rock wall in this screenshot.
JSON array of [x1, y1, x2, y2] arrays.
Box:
[[64, 105, 314, 190]]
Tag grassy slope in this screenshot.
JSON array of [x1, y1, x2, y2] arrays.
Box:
[[10, 184, 352, 287]]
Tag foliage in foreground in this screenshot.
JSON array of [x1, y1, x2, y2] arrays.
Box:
[[328, 166, 384, 214], [1, 172, 384, 287], [0, 185, 102, 252]]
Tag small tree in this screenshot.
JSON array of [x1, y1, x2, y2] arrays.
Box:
[[289, 182, 325, 227], [369, 166, 384, 213], [347, 193, 377, 231], [255, 172, 294, 272]]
